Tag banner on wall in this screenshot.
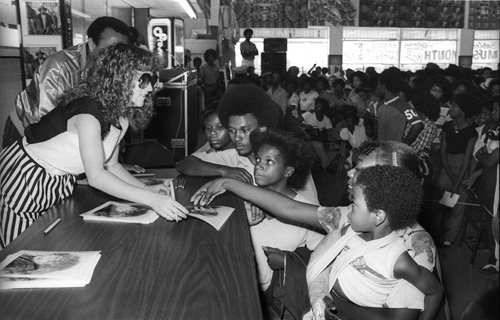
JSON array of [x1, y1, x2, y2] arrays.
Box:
[[343, 41, 399, 64], [400, 40, 456, 64], [473, 40, 499, 64]]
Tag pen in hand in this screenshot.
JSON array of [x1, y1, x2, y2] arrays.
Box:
[[44, 218, 61, 236]]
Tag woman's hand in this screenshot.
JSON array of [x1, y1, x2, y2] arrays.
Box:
[[191, 178, 229, 206], [248, 203, 265, 226], [148, 193, 188, 221]]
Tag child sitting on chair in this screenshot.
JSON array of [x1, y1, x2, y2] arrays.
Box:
[[249, 130, 324, 294], [306, 165, 442, 320]]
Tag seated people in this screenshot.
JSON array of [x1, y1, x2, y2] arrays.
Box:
[[306, 166, 442, 320], [192, 140, 437, 318], [339, 106, 368, 166], [176, 83, 319, 204], [249, 130, 323, 292], [299, 77, 319, 112], [302, 98, 334, 169], [195, 102, 233, 154]]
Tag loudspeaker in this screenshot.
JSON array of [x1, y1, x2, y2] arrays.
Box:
[[261, 52, 287, 75], [143, 84, 199, 162], [263, 38, 287, 52]]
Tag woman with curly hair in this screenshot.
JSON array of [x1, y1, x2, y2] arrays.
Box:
[[0, 43, 188, 248]]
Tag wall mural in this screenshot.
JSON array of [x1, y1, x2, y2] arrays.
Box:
[[359, 0, 466, 29], [468, 1, 499, 30], [232, 0, 356, 28]]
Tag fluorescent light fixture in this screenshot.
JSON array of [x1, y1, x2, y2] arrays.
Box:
[[71, 9, 91, 19], [178, 0, 196, 19]]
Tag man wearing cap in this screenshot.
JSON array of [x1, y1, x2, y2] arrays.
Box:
[[36, 5, 55, 34], [240, 28, 259, 67], [3, 16, 129, 148]]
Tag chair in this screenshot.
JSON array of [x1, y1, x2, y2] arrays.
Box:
[[457, 188, 491, 265], [325, 140, 348, 178], [122, 141, 176, 169]]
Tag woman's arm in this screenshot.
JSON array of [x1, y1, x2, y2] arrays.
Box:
[[393, 252, 443, 320], [191, 177, 325, 229], [453, 137, 477, 193], [440, 132, 455, 183], [75, 115, 188, 220]]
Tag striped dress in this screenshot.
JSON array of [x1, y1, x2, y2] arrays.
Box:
[[0, 96, 120, 249]]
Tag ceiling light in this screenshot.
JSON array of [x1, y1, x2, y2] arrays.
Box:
[[178, 0, 196, 19]]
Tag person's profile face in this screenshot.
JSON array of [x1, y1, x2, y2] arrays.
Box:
[[95, 28, 128, 52], [347, 185, 372, 233], [303, 82, 312, 93], [352, 76, 363, 88], [254, 144, 290, 188], [228, 114, 261, 156], [347, 150, 379, 192], [204, 113, 231, 150], [315, 81, 324, 92], [286, 82, 296, 94], [130, 72, 154, 108]]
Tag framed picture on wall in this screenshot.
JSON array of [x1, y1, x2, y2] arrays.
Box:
[[24, 1, 61, 35], [22, 44, 59, 84]]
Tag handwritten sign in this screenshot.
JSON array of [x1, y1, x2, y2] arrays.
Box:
[[343, 41, 399, 64], [400, 41, 457, 64], [473, 40, 499, 63]]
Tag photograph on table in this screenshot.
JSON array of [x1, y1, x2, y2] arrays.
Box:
[[80, 201, 159, 224], [185, 205, 234, 230], [0, 250, 101, 289]]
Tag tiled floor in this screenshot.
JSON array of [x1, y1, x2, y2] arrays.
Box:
[[263, 168, 499, 320]]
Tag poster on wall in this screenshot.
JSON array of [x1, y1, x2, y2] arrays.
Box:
[[232, 0, 355, 28], [400, 40, 456, 65], [24, 1, 61, 35], [468, 1, 499, 30], [22, 45, 58, 80], [359, 0, 465, 29]]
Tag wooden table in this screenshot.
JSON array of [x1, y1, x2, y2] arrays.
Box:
[[0, 172, 263, 320]]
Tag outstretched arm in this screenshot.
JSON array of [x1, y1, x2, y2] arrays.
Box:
[[191, 177, 325, 229], [176, 155, 253, 184]]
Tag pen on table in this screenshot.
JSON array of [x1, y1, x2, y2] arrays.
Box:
[[169, 180, 179, 224], [44, 218, 61, 236]]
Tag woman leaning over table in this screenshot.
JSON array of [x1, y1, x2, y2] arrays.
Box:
[[192, 140, 438, 320], [0, 43, 188, 249]]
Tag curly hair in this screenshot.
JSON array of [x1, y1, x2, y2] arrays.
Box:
[[411, 92, 441, 121], [86, 17, 129, 46], [451, 93, 482, 118], [217, 84, 279, 129], [356, 140, 433, 181], [204, 49, 217, 62], [315, 76, 329, 90], [56, 43, 156, 131], [252, 129, 313, 190], [355, 165, 422, 230], [350, 71, 369, 87]]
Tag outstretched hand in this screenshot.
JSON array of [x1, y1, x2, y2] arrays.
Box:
[[190, 178, 229, 206]]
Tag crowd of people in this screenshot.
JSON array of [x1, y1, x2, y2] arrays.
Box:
[[1, 15, 498, 320], [191, 57, 498, 319]]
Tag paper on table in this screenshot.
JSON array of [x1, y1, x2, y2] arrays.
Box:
[[439, 191, 460, 208], [186, 206, 234, 231], [80, 201, 159, 224], [0, 250, 101, 290]]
